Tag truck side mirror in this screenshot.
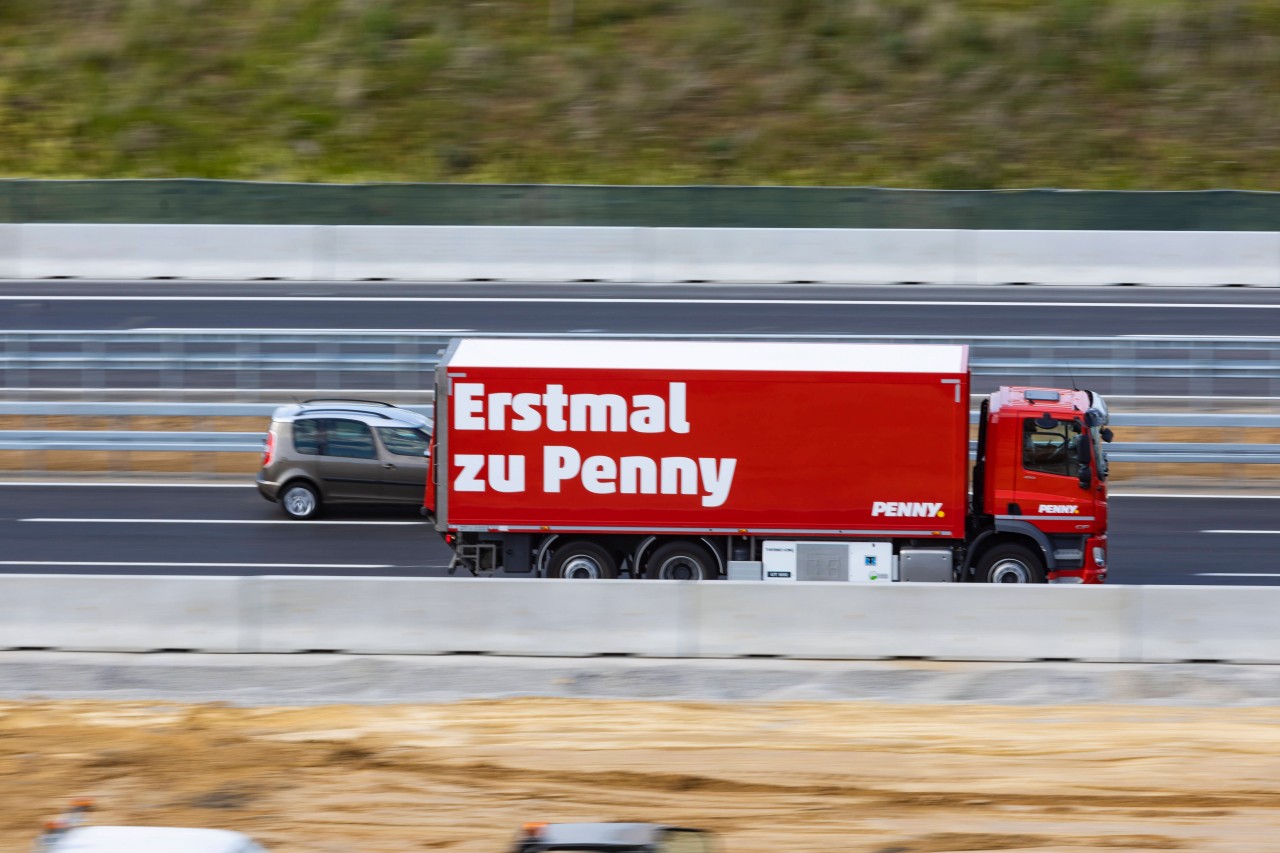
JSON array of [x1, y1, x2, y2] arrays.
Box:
[[1079, 466, 1093, 490], [1100, 427, 1114, 443], [1075, 434, 1092, 464]]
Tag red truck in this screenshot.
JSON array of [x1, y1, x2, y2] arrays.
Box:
[[427, 338, 1111, 584]]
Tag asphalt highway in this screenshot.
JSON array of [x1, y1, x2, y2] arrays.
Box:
[[5, 281, 1280, 336], [1, 484, 1277, 586]]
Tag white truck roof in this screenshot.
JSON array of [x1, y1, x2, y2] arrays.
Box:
[[446, 338, 968, 374], [47, 826, 265, 853]]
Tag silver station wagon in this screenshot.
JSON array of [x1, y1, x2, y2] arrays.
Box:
[[256, 398, 432, 520]]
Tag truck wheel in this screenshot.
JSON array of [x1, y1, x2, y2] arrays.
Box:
[[280, 481, 321, 520], [978, 544, 1046, 584], [548, 541, 618, 579], [645, 541, 716, 580]]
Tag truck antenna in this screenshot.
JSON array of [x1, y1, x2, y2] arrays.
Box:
[[1066, 360, 1080, 392]]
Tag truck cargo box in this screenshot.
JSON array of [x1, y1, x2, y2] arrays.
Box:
[[435, 339, 969, 539]]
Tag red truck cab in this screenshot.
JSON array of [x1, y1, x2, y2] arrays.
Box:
[[974, 386, 1110, 584]]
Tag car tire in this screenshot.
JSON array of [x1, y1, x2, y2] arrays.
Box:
[[280, 481, 321, 520], [977, 543, 1046, 584], [547, 541, 618, 579]]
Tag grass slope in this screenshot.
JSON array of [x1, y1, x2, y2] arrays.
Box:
[[2, 0, 1279, 187]]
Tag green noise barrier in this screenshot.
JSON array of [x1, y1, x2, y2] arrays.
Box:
[[2, 180, 1278, 230]]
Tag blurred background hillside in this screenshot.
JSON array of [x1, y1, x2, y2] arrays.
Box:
[[2, 0, 1279, 188]]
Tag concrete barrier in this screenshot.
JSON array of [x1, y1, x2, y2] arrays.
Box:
[[332, 225, 644, 282], [3, 575, 1279, 662], [688, 582, 1135, 661], [4, 224, 1280, 285], [0, 224, 20, 279], [18, 224, 322, 280], [650, 227, 961, 284], [0, 574, 244, 652], [253, 577, 690, 656], [967, 230, 1280, 287], [1136, 586, 1280, 664]]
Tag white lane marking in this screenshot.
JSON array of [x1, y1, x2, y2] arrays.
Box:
[[0, 561, 393, 568], [1, 295, 1278, 309], [1201, 529, 1280, 535], [1197, 572, 1280, 578], [141, 327, 475, 333], [21, 517, 423, 526]]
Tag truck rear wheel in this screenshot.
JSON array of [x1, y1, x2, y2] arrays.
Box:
[[978, 544, 1046, 584], [645, 541, 716, 580], [548, 541, 618, 579]]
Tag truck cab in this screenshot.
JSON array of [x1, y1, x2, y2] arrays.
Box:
[[971, 386, 1111, 584]]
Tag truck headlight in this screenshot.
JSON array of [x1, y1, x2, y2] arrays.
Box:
[[1092, 546, 1106, 567]]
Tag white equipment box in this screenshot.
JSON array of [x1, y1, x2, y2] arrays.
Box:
[[761, 540, 895, 582]]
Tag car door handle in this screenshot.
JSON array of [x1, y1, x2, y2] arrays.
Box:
[[383, 463, 396, 469]]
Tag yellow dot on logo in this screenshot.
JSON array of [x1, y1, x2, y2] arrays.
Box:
[[937, 510, 945, 518]]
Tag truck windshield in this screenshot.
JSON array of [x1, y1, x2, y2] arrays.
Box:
[[1023, 418, 1083, 478]]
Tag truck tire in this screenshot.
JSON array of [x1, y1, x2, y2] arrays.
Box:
[[645, 541, 716, 580], [280, 481, 321, 520], [548, 541, 618, 579], [977, 543, 1046, 584]]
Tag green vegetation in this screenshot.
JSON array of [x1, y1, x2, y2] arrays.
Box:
[[3, 0, 1280, 188]]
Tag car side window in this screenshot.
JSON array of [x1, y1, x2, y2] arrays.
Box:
[[322, 418, 376, 459], [292, 418, 321, 455], [377, 426, 430, 457]]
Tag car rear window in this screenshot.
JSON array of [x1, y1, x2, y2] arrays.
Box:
[[293, 419, 321, 455]]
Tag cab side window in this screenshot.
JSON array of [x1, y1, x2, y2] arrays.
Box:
[[1023, 418, 1081, 477], [322, 418, 376, 459], [292, 418, 321, 455]]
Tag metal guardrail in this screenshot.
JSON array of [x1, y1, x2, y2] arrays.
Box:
[[4, 330, 1280, 398]]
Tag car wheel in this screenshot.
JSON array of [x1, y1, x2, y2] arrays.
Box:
[[978, 543, 1046, 584], [548, 541, 618, 579], [280, 482, 321, 520]]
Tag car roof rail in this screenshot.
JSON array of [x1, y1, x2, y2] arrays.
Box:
[[296, 407, 397, 420], [301, 398, 394, 408]]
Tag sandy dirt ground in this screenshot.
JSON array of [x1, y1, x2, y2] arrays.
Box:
[[5, 699, 1280, 853]]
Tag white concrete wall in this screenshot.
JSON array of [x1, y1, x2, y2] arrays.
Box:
[[1, 575, 1276, 663], [2, 224, 1278, 285], [0, 574, 244, 652], [18, 223, 323, 280]]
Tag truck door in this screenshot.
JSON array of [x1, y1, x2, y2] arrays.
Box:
[[1018, 415, 1090, 521]]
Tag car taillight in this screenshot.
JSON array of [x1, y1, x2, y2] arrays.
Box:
[[262, 431, 275, 466]]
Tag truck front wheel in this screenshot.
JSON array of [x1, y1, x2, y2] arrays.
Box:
[[548, 541, 618, 579], [645, 541, 716, 580], [977, 544, 1047, 584]]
